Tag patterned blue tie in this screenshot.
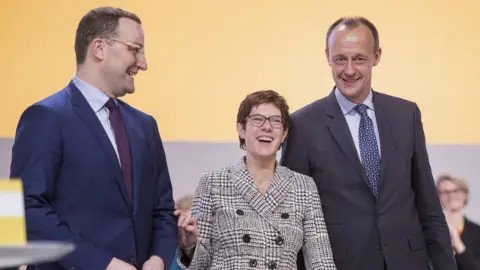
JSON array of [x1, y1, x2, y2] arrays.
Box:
[[354, 104, 381, 198]]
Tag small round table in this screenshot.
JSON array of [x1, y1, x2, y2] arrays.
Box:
[[0, 242, 75, 269]]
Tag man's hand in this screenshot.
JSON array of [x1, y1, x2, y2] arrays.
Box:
[[106, 258, 136, 270], [142, 255, 165, 270]]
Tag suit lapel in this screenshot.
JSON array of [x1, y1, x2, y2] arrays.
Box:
[[372, 92, 397, 188], [230, 158, 292, 232], [324, 91, 372, 193], [119, 102, 144, 215], [264, 166, 293, 212], [65, 82, 130, 209]]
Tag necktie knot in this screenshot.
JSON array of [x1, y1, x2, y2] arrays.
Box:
[[354, 103, 369, 116], [105, 99, 117, 112]]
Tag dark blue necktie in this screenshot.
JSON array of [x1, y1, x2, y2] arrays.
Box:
[[105, 99, 132, 201], [354, 104, 381, 198]]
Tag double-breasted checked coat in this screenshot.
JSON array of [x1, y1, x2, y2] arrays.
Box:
[[178, 157, 337, 269]]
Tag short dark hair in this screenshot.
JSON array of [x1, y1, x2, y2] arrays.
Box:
[[74, 7, 141, 65], [326, 16, 379, 51], [236, 90, 290, 150]]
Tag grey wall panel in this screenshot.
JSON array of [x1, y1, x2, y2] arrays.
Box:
[[0, 138, 11, 180], [1, 138, 479, 223]]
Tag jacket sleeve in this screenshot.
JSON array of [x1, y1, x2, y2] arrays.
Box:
[[177, 171, 214, 269], [410, 104, 457, 270], [10, 105, 113, 270], [150, 117, 178, 266], [302, 177, 337, 270]]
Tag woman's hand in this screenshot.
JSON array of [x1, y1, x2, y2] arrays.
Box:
[[174, 209, 199, 250], [444, 210, 466, 254]]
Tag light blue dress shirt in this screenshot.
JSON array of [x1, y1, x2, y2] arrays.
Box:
[[334, 88, 381, 161], [72, 76, 121, 163]]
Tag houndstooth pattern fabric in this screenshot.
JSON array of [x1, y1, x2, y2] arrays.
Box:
[[177, 157, 337, 270], [354, 104, 381, 198]]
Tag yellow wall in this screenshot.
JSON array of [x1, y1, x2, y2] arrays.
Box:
[[1, 0, 479, 143]]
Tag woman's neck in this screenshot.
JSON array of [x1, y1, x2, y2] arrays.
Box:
[[448, 209, 465, 227], [245, 154, 276, 190]]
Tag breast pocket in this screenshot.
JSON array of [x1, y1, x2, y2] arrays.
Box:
[[215, 206, 238, 233], [311, 151, 365, 191]]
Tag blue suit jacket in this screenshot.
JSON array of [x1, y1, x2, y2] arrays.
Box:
[[10, 81, 178, 270]]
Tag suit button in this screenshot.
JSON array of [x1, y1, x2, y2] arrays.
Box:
[[243, 234, 251, 243], [249, 259, 257, 267], [236, 209, 244, 215], [267, 261, 277, 269], [275, 236, 284, 246], [281, 213, 289, 219], [69, 267, 77, 270], [375, 245, 380, 250]]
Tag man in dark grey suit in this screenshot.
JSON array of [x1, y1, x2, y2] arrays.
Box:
[[281, 16, 457, 270]]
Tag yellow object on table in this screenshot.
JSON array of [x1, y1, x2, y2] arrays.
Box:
[[0, 179, 26, 245]]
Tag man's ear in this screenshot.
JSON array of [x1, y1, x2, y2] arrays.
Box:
[[325, 48, 332, 66], [373, 47, 382, 66], [91, 38, 106, 61]]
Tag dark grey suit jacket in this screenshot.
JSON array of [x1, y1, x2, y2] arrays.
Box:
[[456, 217, 480, 270], [281, 90, 457, 270]]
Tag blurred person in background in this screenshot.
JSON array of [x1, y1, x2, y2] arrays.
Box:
[[437, 174, 480, 270], [174, 90, 336, 269]]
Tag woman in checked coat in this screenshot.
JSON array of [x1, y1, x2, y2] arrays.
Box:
[[175, 90, 337, 270]]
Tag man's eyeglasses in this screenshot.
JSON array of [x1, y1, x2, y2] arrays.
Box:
[[246, 114, 284, 128], [106, 38, 145, 60]]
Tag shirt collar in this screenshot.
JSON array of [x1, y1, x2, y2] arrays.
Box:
[[334, 87, 374, 115], [72, 76, 112, 112]]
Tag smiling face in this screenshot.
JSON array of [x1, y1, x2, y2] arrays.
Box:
[[437, 180, 468, 212], [237, 103, 288, 161], [88, 17, 148, 98], [326, 23, 381, 103]]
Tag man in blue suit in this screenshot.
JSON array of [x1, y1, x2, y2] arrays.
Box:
[[10, 7, 177, 270]]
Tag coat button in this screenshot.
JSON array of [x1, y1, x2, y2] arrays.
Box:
[[236, 209, 244, 215], [281, 213, 289, 219], [267, 261, 277, 269], [275, 236, 284, 245], [243, 234, 251, 243], [249, 258, 257, 267]]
